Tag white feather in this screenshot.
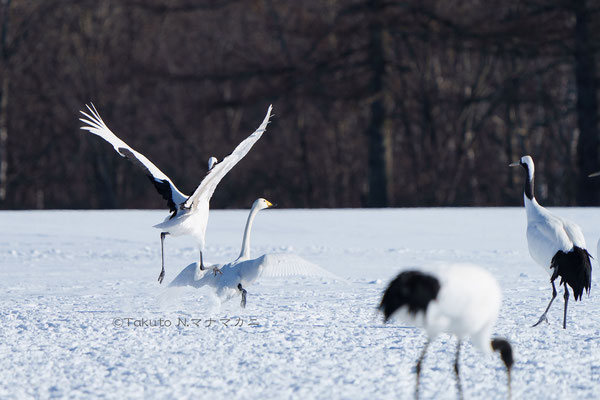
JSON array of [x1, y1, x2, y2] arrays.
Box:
[[183, 105, 272, 210], [79, 104, 188, 206]]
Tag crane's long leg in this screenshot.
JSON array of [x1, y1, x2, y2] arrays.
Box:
[[158, 232, 168, 284], [238, 283, 247, 308], [199, 250, 205, 270], [415, 340, 430, 400], [532, 281, 557, 327], [454, 340, 463, 400], [563, 283, 569, 330]]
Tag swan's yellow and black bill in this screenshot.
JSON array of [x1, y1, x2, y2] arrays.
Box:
[[589, 171, 600, 178], [508, 162, 520, 167], [266, 200, 274, 207]]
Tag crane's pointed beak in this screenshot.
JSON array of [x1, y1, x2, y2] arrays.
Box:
[[588, 171, 600, 178], [508, 162, 520, 167], [265, 200, 276, 208]]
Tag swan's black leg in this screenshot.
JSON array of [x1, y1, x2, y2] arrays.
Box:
[[158, 232, 168, 284], [238, 283, 247, 308], [199, 251, 205, 270], [532, 281, 557, 327]]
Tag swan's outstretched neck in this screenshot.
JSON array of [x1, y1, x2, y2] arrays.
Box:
[[237, 203, 261, 261]]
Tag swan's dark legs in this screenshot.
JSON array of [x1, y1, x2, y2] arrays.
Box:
[[158, 232, 168, 284], [454, 340, 463, 400], [532, 281, 557, 327], [563, 284, 569, 329], [415, 340, 429, 400], [199, 250, 205, 270], [238, 283, 247, 308]]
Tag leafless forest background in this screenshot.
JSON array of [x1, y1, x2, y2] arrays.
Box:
[[1, 0, 599, 209]]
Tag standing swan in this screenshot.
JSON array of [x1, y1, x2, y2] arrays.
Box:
[[80, 104, 273, 283], [510, 155, 592, 328], [170, 198, 335, 307]]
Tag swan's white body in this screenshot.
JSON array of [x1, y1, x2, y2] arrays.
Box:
[[170, 198, 335, 305], [80, 104, 273, 281], [171, 253, 330, 304]]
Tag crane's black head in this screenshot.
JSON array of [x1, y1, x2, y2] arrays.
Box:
[[379, 270, 441, 321], [491, 338, 514, 371]]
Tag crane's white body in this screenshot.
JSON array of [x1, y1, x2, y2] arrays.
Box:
[[80, 104, 273, 262], [390, 264, 502, 355], [525, 195, 586, 275]]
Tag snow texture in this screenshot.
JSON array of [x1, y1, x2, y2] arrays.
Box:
[[1, 208, 600, 399]]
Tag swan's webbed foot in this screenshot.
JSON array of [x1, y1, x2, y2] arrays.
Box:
[[238, 283, 247, 308], [158, 268, 165, 284], [212, 266, 223, 276]]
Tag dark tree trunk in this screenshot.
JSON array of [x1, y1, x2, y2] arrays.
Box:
[[366, 0, 390, 207], [0, 0, 11, 202], [574, 0, 599, 205]]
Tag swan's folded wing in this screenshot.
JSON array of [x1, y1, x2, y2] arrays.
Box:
[[183, 105, 273, 209], [80, 104, 188, 212]]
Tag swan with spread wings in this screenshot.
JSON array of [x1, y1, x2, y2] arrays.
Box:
[[170, 198, 337, 307]]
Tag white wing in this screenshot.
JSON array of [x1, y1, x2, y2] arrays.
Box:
[[527, 217, 573, 268], [559, 217, 587, 248], [80, 104, 188, 212], [236, 253, 338, 284], [183, 105, 272, 209], [169, 262, 220, 289]]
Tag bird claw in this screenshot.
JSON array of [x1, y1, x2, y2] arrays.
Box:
[[532, 315, 548, 327], [212, 267, 223, 276], [158, 270, 165, 284]]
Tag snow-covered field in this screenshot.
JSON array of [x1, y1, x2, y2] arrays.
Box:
[[2, 207, 600, 399]]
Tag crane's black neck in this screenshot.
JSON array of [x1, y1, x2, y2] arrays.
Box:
[[522, 163, 534, 200]]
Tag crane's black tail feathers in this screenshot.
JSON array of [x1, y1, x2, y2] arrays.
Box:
[[379, 271, 441, 321], [551, 246, 592, 301]]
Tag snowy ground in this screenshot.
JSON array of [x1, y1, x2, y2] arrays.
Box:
[[1, 207, 600, 399]]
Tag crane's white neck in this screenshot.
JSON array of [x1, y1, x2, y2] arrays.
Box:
[[237, 204, 262, 261], [524, 194, 543, 221]]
